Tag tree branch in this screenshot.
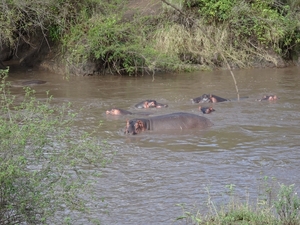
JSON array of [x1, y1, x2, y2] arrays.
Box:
[[161, 0, 240, 100]]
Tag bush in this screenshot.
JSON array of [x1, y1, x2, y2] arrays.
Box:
[[196, 0, 237, 23], [275, 184, 300, 225], [61, 10, 182, 75], [0, 76, 113, 224], [184, 0, 300, 61]]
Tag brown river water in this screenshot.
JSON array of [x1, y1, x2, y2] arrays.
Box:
[[7, 66, 300, 224]]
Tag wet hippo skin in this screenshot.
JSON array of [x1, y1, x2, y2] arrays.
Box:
[[199, 106, 215, 114], [124, 112, 213, 135], [191, 94, 229, 103], [22, 80, 47, 86], [106, 108, 153, 116], [106, 108, 133, 115], [257, 95, 278, 101], [135, 100, 168, 109]]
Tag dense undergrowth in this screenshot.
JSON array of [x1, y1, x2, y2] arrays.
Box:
[[0, 0, 300, 75]]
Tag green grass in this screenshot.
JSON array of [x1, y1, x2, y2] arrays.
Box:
[[176, 178, 300, 225]]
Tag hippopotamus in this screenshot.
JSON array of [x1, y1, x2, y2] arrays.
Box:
[[199, 106, 215, 114], [106, 108, 153, 116], [22, 80, 47, 86], [191, 94, 229, 103], [135, 100, 168, 109], [124, 112, 213, 135], [106, 108, 133, 116], [257, 95, 278, 101]]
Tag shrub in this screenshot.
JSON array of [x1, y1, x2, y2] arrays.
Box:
[[274, 184, 300, 225], [0, 76, 113, 224], [184, 0, 300, 62], [62, 10, 182, 75], [196, 0, 237, 23]]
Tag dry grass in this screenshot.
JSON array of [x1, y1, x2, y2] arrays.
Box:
[[153, 21, 251, 69], [152, 14, 289, 70]]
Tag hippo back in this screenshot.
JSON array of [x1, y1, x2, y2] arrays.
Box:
[[149, 112, 213, 131], [22, 80, 47, 86]]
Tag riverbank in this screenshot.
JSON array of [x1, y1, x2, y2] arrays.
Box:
[[1, 0, 300, 76]]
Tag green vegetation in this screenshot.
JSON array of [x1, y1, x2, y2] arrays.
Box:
[[62, 12, 181, 75], [0, 73, 113, 224], [0, 67, 9, 78], [176, 177, 300, 225], [0, 0, 300, 75]]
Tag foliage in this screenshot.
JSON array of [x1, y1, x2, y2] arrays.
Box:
[[0, 0, 98, 45], [274, 184, 300, 224], [62, 11, 181, 75], [195, 0, 237, 23], [0, 67, 9, 78], [0, 77, 113, 224], [183, 0, 300, 62], [1, 0, 300, 74], [0, 0, 52, 47], [232, 0, 299, 54]]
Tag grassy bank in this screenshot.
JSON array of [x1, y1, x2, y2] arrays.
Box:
[[176, 178, 300, 225], [1, 0, 300, 75]]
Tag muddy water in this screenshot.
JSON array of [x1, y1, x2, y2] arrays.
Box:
[[7, 66, 300, 224]]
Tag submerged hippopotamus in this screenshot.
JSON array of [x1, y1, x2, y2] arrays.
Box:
[[124, 112, 213, 135], [106, 108, 133, 115], [106, 108, 153, 116], [22, 80, 47, 86], [199, 106, 215, 114], [257, 95, 278, 101], [135, 100, 168, 109], [191, 94, 229, 103]]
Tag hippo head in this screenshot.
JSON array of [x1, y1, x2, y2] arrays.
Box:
[[144, 100, 157, 108], [106, 108, 121, 115], [199, 106, 215, 114], [124, 119, 147, 135], [267, 95, 278, 100], [258, 95, 279, 101], [198, 94, 211, 103]]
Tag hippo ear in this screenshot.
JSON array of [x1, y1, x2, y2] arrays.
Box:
[[124, 119, 129, 134], [134, 120, 145, 133], [144, 101, 148, 108], [125, 119, 131, 130], [134, 120, 141, 129]]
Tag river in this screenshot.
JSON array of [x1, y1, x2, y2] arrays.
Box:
[[7, 66, 300, 224]]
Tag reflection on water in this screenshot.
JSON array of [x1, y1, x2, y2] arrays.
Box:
[[7, 66, 300, 224]]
